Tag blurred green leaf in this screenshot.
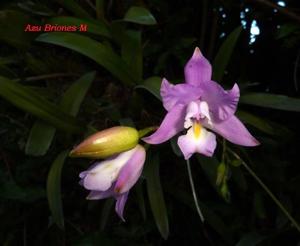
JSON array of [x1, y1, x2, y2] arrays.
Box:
[[25, 53, 50, 74], [17, 1, 56, 16], [48, 16, 111, 38], [25, 72, 95, 156], [238, 110, 292, 138], [197, 155, 219, 192], [124, 6, 157, 25], [36, 32, 137, 85], [237, 110, 275, 135], [213, 26, 242, 82], [25, 121, 56, 156], [0, 65, 16, 78], [0, 179, 45, 202], [55, 0, 92, 19], [220, 181, 230, 202], [0, 76, 84, 133], [276, 24, 300, 39], [170, 136, 183, 157], [0, 56, 17, 66], [135, 181, 147, 221], [236, 232, 266, 246], [254, 192, 266, 219], [197, 155, 230, 201], [96, 0, 105, 19], [73, 232, 118, 245], [200, 203, 233, 243], [216, 163, 231, 202], [144, 152, 169, 239], [60, 71, 96, 116], [231, 166, 248, 191], [100, 198, 114, 231], [47, 150, 69, 229], [240, 93, 300, 112], [110, 21, 126, 45], [135, 76, 162, 100], [216, 162, 226, 186], [122, 30, 143, 81], [0, 10, 36, 49], [165, 184, 233, 244], [230, 159, 242, 167]]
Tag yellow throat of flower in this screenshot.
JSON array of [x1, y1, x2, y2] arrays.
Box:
[[193, 122, 202, 139]]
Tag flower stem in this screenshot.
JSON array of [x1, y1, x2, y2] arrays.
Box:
[[229, 149, 300, 233], [222, 138, 226, 163], [138, 126, 157, 138], [186, 159, 205, 222]]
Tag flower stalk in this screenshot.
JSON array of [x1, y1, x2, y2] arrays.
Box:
[[186, 159, 205, 223]]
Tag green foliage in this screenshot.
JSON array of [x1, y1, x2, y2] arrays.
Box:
[[25, 120, 56, 156], [135, 76, 162, 100], [236, 232, 266, 246], [240, 93, 300, 112], [144, 152, 169, 239], [0, 10, 36, 49], [123, 6, 157, 25], [213, 26, 242, 82], [47, 150, 69, 229], [0, 76, 84, 133], [60, 71, 96, 116], [121, 30, 143, 81], [55, 0, 92, 19], [36, 32, 137, 85], [25, 72, 95, 156]]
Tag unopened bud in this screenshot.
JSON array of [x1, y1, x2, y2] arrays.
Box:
[[70, 126, 139, 159]]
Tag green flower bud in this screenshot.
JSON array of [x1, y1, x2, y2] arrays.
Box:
[[70, 126, 139, 159]]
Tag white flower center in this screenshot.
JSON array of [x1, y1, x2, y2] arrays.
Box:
[[183, 100, 213, 136]]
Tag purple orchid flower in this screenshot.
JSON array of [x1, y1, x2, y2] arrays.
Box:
[[143, 47, 259, 160], [79, 144, 146, 221]]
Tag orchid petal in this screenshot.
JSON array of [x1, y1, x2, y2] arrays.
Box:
[[82, 162, 113, 191], [114, 145, 146, 194], [86, 187, 114, 200], [208, 115, 260, 146], [184, 100, 212, 126], [184, 101, 200, 128], [177, 131, 197, 160], [178, 127, 217, 159], [200, 81, 240, 122], [81, 149, 136, 191], [184, 47, 212, 86], [115, 192, 129, 221], [143, 103, 186, 144], [160, 78, 202, 111]]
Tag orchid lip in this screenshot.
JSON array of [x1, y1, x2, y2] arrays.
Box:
[[192, 121, 202, 139]]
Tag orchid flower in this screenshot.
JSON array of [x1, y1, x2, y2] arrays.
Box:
[[143, 47, 259, 160], [79, 144, 146, 221]]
